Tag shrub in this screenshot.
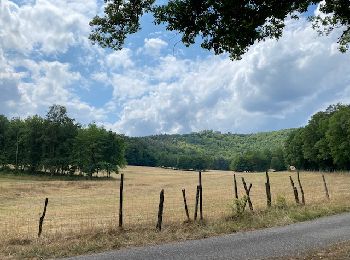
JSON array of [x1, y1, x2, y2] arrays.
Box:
[[275, 195, 288, 209], [232, 196, 248, 217]]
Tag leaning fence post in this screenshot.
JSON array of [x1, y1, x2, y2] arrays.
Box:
[[242, 177, 253, 211], [322, 174, 330, 200], [119, 173, 124, 228], [38, 198, 48, 238], [289, 176, 300, 204], [234, 173, 240, 211], [182, 189, 190, 222], [265, 171, 272, 207], [297, 171, 305, 205], [156, 189, 165, 231], [234, 174, 238, 200], [194, 185, 200, 221]]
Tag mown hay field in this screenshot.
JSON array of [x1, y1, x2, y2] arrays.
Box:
[[1, 166, 350, 242]]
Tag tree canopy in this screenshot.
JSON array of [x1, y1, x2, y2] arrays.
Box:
[[125, 129, 291, 171], [90, 0, 350, 59], [284, 104, 350, 171], [0, 105, 126, 177]]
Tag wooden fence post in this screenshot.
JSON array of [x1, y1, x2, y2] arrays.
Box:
[[119, 173, 124, 228], [234, 174, 238, 200], [322, 174, 330, 200], [199, 171, 203, 220], [194, 185, 200, 221], [182, 189, 190, 222], [242, 177, 253, 211], [38, 198, 48, 238], [265, 171, 272, 208], [234, 174, 240, 211], [297, 171, 305, 205], [156, 189, 165, 231], [289, 176, 300, 204]]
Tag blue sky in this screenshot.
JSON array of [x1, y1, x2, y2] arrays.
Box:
[[1, 1, 350, 136]]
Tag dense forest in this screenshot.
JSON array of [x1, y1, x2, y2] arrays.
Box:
[[0, 105, 125, 176], [0, 104, 292, 173], [125, 130, 291, 171], [126, 104, 350, 172], [285, 104, 350, 171], [2, 103, 350, 175]]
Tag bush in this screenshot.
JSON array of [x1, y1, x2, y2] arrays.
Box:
[[232, 196, 248, 217], [275, 195, 288, 209]]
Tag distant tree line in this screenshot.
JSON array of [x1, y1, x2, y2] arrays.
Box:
[[230, 149, 285, 172], [4, 103, 348, 174], [284, 104, 350, 171], [0, 105, 125, 177], [125, 134, 286, 172], [125, 104, 350, 172]]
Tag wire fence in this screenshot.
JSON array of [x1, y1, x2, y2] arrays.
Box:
[[1, 168, 349, 241]]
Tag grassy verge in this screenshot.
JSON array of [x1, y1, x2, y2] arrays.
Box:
[[2, 201, 350, 259]]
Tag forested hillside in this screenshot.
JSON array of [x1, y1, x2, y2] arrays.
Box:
[[284, 104, 350, 171], [125, 129, 292, 171], [0, 104, 291, 175], [4, 103, 350, 175]]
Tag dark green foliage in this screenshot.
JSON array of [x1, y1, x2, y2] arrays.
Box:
[[229, 149, 284, 172], [90, 1, 350, 59], [230, 155, 253, 172], [89, 0, 155, 50], [284, 128, 307, 169], [177, 154, 212, 171], [125, 129, 292, 171], [73, 124, 126, 177], [284, 104, 350, 171], [24, 116, 45, 172], [41, 105, 79, 174], [212, 157, 230, 171], [311, 0, 350, 53], [5, 118, 26, 170], [326, 106, 350, 168], [125, 138, 158, 167], [270, 148, 286, 171], [0, 105, 125, 177], [270, 156, 285, 171]]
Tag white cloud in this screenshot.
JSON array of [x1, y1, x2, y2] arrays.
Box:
[[91, 72, 109, 83], [9, 59, 107, 123], [0, 0, 97, 54], [106, 48, 134, 70], [0, 0, 107, 124], [141, 38, 168, 56], [108, 17, 350, 136], [1, 1, 350, 137], [0, 49, 23, 115]]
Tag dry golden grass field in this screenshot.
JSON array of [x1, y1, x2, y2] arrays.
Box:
[[1, 166, 350, 240]]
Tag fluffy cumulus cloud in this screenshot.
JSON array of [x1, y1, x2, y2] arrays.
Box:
[[106, 48, 134, 70], [141, 38, 168, 56], [109, 18, 350, 136], [0, 0, 104, 123], [1, 1, 350, 136], [0, 0, 97, 54]]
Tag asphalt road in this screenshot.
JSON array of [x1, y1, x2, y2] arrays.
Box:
[[66, 212, 350, 260]]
